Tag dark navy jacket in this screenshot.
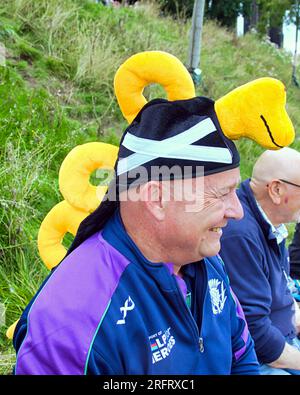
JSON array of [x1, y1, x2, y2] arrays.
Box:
[[220, 179, 296, 364], [289, 222, 300, 279], [14, 210, 259, 374]]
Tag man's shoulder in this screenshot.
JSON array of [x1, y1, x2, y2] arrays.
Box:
[[36, 233, 132, 312], [66, 232, 130, 269]]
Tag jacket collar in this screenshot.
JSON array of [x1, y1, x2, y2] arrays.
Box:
[[101, 209, 188, 296], [255, 199, 288, 245]]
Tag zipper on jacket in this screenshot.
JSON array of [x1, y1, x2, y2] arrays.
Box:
[[171, 276, 203, 353], [199, 337, 204, 353]]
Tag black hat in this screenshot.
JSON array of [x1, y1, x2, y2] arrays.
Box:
[[66, 96, 240, 255], [118, 96, 239, 184]]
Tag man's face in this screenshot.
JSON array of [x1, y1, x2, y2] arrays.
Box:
[[280, 180, 300, 224], [164, 167, 243, 263]]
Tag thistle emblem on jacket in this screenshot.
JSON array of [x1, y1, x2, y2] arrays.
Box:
[[208, 278, 227, 314]]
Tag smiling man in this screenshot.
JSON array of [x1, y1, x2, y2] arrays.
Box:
[[13, 97, 259, 375], [220, 147, 300, 375]]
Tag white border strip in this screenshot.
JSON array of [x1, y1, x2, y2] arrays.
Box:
[[117, 117, 232, 175]]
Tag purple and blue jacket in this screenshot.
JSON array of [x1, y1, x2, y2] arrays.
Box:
[[14, 210, 259, 374]]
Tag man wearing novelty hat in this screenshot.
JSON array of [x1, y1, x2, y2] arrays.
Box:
[[13, 52, 294, 375]]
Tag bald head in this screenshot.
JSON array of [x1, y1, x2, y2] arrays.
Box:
[[250, 147, 300, 226], [252, 147, 300, 184]]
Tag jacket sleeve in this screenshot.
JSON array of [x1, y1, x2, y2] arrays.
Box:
[[289, 223, 300, 279], [220, 235, 286, 364]]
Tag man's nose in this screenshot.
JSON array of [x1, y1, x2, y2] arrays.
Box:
[[225, 192, 244, 220]]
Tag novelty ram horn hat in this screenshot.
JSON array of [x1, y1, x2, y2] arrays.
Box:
[[67, 50, 295, 254]]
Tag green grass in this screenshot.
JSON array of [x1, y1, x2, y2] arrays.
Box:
[[1, 0, 300, 374]]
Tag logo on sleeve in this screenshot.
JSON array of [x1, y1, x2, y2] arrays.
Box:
[[208, 278, 227, 314], [116, 296, 135, 325]]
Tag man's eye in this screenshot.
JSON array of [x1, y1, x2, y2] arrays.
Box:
[[220, 192, 230, 200]]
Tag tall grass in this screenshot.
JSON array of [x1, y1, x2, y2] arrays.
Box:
[[1, 0, 300, 374], [0, 137, 55, 374]]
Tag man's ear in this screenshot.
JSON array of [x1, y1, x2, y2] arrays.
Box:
[[140, 181, 166, 221], [267, 179, 285, 205]]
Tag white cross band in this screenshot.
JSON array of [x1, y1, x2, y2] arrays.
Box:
[[117, 117, 233, 176]]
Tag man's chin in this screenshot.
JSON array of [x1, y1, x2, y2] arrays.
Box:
[[199, 242, 221, 260]]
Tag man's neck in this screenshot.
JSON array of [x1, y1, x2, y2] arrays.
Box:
[[126, 226, 165, 263]]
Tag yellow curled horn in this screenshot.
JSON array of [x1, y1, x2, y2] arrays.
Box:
[[6, 320, 19, 340], [38, 142, 119, 270], [59, 142, 119, 212], [37, 200, 89, 269], [215, 77, 295, 149], [114, 51, 196, 124]]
